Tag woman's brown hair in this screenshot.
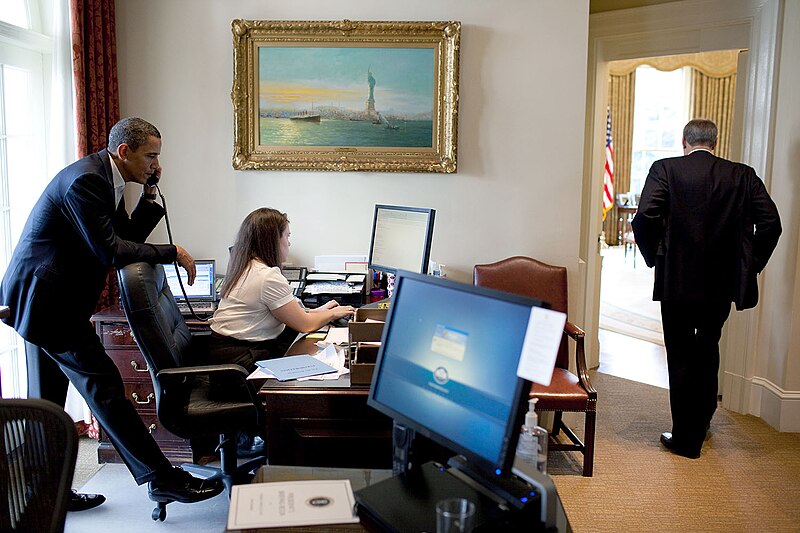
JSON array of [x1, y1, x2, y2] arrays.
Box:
[[220, 208, 288, 298]]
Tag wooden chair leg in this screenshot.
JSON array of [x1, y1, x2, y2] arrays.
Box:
[[582, 410, 596, 477], [551, 411, 563, 437]]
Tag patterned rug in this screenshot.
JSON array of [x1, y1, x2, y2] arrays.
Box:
[[599, 246, 664, 345]]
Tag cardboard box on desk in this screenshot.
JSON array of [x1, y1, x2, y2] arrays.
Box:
[[348, 308, 387, 385]]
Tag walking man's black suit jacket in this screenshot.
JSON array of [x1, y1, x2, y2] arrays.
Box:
[[632, 149, 781, 310]]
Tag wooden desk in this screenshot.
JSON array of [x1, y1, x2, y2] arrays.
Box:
[[257, 337, 392, 469]]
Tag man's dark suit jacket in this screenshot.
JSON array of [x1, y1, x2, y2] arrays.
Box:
[[0, 149, 176, 352], [632, 149, 781, 311]]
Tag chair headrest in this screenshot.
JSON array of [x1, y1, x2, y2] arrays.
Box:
[[117, 262, 192, 371]]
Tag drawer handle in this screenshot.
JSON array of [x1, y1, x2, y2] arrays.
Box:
[[131, 392, 155, 405], [130, 360, 149, 372], [148, 423, 157, 434]]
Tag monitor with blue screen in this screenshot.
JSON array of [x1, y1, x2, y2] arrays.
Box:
[[367, 270, 546, 476]]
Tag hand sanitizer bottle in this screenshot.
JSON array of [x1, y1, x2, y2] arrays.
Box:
[[516, 398, 548, 474]]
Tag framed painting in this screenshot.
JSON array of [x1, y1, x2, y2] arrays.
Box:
[[231, 19, 460, 172]]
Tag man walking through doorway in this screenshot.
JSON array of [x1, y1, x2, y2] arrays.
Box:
[[632, 118, 781, 458]]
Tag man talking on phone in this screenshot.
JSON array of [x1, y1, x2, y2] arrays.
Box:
[[0, 117, 222, 511]]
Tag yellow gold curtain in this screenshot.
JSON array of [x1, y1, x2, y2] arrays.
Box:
[[604, 71, 635, 246], [689, 70, 737, 160], [602, 50, 740, 246]]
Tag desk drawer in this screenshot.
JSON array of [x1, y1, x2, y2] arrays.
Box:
[[123, 380, 156, 410], [278, 418, 392, 469], [109, 349, 152, 379], [139, 413, 187, 444], [99, 322, 137, 346]]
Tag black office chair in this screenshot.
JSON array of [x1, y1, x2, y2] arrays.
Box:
[[1, 398, 78, 533], [117, 262, 266, 521]]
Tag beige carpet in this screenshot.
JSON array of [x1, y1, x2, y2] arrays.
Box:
[[550, 371, 800, 533]]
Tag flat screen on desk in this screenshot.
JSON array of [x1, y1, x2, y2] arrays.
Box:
[[368, 271, 542, 474], [368, 204, 435, 274], [163, 260, 216, 300]]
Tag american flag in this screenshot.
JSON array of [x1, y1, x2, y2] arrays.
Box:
[[602, 107, 615, 220]]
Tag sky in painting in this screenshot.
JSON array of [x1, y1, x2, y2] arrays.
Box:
[[258, 46, 434, 115]]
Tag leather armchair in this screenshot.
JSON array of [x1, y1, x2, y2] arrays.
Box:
[[474, 256, 597, 476], [117, 262, 266, 520]]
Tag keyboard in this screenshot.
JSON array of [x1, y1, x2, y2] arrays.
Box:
[[176, 301, 216, 314]]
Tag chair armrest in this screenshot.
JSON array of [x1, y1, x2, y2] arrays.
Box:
[[564, 321, 597, 397], [157, 364, 249, 380]]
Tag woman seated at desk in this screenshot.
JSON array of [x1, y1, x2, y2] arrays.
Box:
[[207, 207, 355, 372]]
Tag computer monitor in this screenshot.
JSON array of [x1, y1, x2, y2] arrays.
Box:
[[367, 271, 546, 478], [162, 260, 216, 301], [367, 204, 435, 275]]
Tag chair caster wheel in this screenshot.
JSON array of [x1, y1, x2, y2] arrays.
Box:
[[152, 503, 167, 521]]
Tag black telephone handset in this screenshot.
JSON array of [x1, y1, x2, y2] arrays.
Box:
[[146, 173, 159, 187]]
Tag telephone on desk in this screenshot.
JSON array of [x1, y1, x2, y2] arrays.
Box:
[[282, 266, 307, 298]]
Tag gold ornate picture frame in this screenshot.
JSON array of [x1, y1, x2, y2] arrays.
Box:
[[231, 19, 460, 172]]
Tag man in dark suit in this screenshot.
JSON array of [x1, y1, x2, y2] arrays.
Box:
[[632, 118, 781, 459], [0, 117, 222, 510]]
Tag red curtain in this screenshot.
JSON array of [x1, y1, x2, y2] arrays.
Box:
[[71, 0, 121, 312]]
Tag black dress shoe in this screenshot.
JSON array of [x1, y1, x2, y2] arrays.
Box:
[[660, 432, 701, 459], [148, 467, 224, 504], [67, 489, 106, 512]]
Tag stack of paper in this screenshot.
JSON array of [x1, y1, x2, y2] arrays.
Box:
[[255, 355, 337, 381], [247, 344, 349, 381]]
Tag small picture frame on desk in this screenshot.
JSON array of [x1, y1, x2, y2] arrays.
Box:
[[231, 19, 461, 173]]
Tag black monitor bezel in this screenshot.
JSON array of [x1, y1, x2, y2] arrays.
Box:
[[367, 270, 544, 477], [367, 204, 436, 275]]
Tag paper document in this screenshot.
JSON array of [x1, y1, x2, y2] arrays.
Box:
[[516, 307, 567, 386], [298, 344, 349, 381], [256, 355, 337, 381], [314, 254, 367, 272], [227, 479, 359, 530], [346, 274, 366, 284], [304, 281, 361, 295], [307, 273, 347, 282], [247, 367, 276, 380], [323, 327, 350, 345]]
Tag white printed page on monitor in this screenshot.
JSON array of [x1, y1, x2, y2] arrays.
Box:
[[516, 308, 567, 386]]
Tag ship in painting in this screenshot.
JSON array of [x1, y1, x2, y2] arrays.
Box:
[[290, 103, 320, 122]]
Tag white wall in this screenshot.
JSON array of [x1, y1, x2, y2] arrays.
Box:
[[755, 0, 800, 429], [115, 0, 589, 287]]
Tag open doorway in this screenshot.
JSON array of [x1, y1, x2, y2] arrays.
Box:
[[597, 50, 742, 389]]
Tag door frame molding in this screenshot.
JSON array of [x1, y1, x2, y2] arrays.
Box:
[[580, 0, 782, 415]]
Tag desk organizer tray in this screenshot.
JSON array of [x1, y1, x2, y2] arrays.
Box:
[[348, 308, 387, 385]]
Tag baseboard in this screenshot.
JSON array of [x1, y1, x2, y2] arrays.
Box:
[[723, 371, 800, 432]]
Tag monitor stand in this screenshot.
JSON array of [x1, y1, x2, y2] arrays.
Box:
[[354, 460, 545, 533], [391, 421, 415, 475]]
